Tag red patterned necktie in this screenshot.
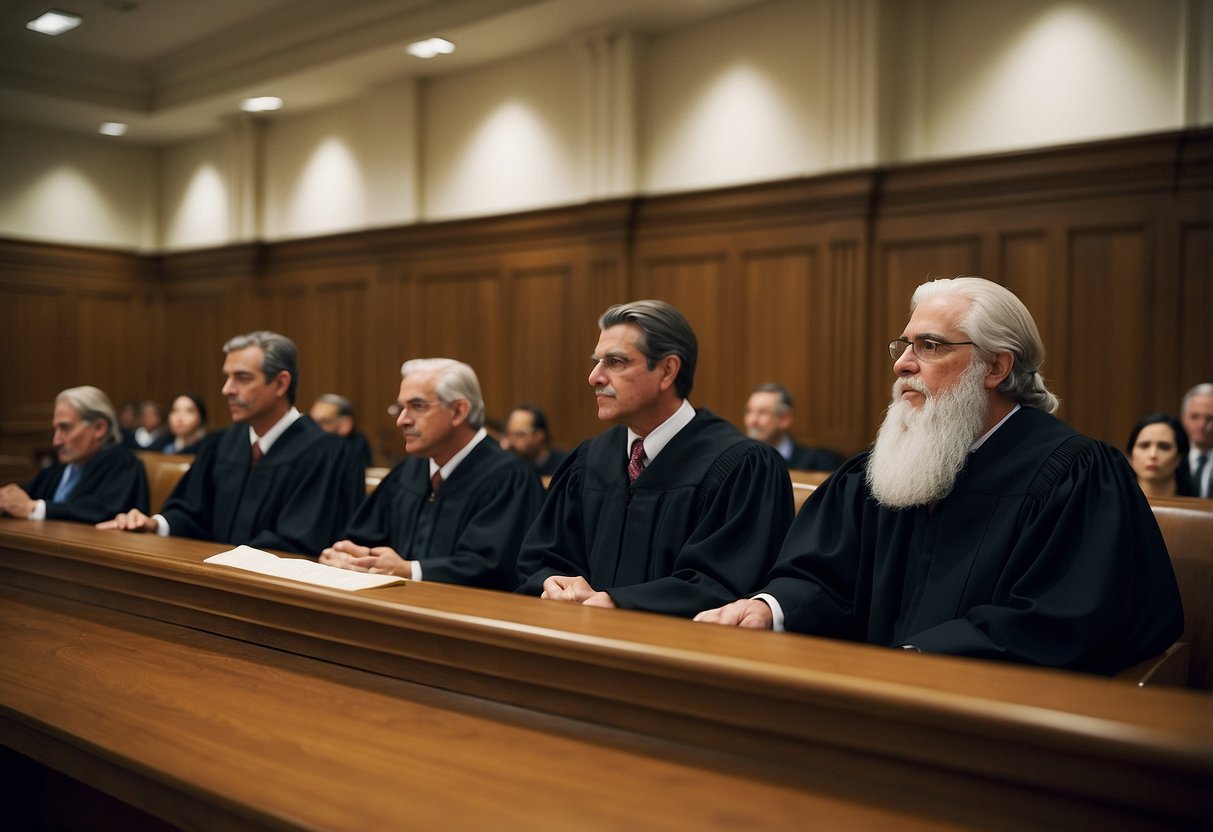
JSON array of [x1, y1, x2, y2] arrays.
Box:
[[627, 438, 646, 483], [251, 442, 263, 464], [430, 469, 443, 499]]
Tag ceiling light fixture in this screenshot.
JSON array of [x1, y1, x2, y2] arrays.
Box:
[[98, 122, 127, 136], [406, 38, 454, 59], [26, 9, 82, 35], [241, 96, 283, 113]]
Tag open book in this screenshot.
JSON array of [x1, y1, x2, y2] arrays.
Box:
[[204, 545, 406, 591]]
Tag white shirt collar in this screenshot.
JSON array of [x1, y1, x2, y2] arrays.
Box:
[[626, 399, 696, 466], [970, 404, 1020, 453], [775, 435, 794, 461], [248, 407, 302, 455], [429, 428, 489, 481]]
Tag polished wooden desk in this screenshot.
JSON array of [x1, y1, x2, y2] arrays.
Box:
[[1, 520, 1210, 830]]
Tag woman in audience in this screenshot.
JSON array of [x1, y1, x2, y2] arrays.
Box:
[[1125, 412, 1196, 498], [162, 393, 208, 454]]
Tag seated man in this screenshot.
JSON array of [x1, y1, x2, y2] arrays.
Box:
[[744, 383, 841, 471], [501, 403, 569, 477], [99, 331, 363, 556], [1, 386, 148, 524], [517, 300, 794, 617], [696, 277, 1183, 675], [310, 393, 373, 469], [321, 359, 543, 590]]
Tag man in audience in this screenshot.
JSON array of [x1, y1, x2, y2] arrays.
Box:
[[1181, 382, 1213, 498], [695, 277, 1182, 675], [320, 359, 543, 589], [501, 403, 569, 477], [744, 383, 841, 471], [517, 300, 795, 616], [1, 386, 148, 524], [98, 331, 363, 555], [132, 399, 166, 449], [310, 393, 374, 469]]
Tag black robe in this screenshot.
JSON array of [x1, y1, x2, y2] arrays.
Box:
[[786, 443, 841, 472], [342, 438, 543, 590], [764, 407, 1184, 675], [517, 408, 795, 616], [345, 432, 374, 470], [160, 417, 363, 556], [21, 443, 149, 524], [534, 448, 569, 478]]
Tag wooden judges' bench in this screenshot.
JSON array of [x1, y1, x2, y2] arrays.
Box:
[[1, 521, 1210, 831]]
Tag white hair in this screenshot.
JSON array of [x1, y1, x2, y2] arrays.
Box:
[[400, 358, 485, 429], [56, 386, 121, 445]]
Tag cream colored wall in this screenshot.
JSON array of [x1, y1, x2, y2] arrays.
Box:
[[0, 120, 156, 251], [0, 0, 1207, 251]]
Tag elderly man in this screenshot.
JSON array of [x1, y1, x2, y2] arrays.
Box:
[[696, 277, 1182, 675], [1, 386, 148, 524], [501, 404, 569, 477], [310, 393, 373, 469], [99, 331, 363, 556], [1180, 383, 1213, 498], [321, 359, 543, 590], [744, 383, 841, 471], [517, 300, 794, 617]]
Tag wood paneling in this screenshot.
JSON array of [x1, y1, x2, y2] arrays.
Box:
[[0, 129, 1209, 471]]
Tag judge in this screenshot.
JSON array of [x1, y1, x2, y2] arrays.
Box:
[[98, 331, 363, 556], [320, 359, 543, 589], [696, 277, 1183, 675], [516, 300, 794, 617], [1, 386, 148, 524]]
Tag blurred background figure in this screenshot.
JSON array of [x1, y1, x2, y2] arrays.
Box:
[[501, 404, 568, 477], [118, 400, 140, 447], [309, 393, 373, 469], [162, 392, 208, 454], [744, 383, 840, 471], [1126, 412, 1196, 499], [133, 399, 166, 449], [1181, 383, 1213, 498]]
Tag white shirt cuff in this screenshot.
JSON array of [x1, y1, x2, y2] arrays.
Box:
[[30, 500, 46, 520], [153, 514, 169, 536], [411, 560, 422, 581], [752, 592, 785, 632]]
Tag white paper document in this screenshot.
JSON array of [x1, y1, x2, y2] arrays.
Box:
[[204, 545, 406, 591]]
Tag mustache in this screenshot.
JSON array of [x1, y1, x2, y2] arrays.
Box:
[[227, 396, 251, 409], [594, 386, 616, 398], [893, 376, 930, 398]]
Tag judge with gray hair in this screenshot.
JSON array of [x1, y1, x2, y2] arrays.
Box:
[[697, 277, 1182, 676], [1, 386, 148, 524]]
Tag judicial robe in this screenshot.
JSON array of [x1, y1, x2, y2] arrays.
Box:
[[342, 438, 543, 590], [517, 408, 795, 616], [786, 443, 841, 472], [160, 417, 363, 556], [22, 443, 149, 524], [763, 407, 1184, 675]]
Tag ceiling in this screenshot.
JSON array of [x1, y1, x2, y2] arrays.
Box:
[[0, 0, 763, 145]]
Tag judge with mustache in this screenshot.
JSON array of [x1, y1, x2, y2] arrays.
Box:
[[695, 277, 1182, 676]]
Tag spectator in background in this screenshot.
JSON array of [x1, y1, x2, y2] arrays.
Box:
[[1180, 383, 1213, 498], [310, 393, 373, 469], [501, 404, 569, 477], [744, 383, 841, 471], [133, 399, 166, 449], [1126, 412, 1196, 499], [162, 392, 209, 454], [118, 399, 140, 447], [1, 386, 148, 524]]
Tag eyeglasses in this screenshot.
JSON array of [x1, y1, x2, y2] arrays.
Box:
[[387, 399, 443, 418], [888, 336, 977, 362]]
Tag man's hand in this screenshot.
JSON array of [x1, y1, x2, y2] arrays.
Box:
[[321, 539, 410, 577], [693, 598, 774, 629], [541, 575, 616, 608], [96, 508, 160, 533], [0, 484, 34, 518]]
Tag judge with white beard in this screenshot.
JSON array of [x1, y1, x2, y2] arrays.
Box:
[[696, 277, 1183, 676]]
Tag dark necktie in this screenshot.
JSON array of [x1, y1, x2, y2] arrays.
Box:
[[1196, 453, 1209, 497], [627, 438, 646, 483], [251, 442, 263, 465], [53, 465, 78, 502], [430, 469, 443, 500]]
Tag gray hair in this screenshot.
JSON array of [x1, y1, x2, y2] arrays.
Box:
[[911, 277, 1060, 414], [1182, 383, 1213, 413], [315, 393, 354, 417], [223, 331, 299, 405], [56, 386, 121, 445], [751, 383, 793, 413], [599, 299, 697, 398], [400, 358, 485, 429]]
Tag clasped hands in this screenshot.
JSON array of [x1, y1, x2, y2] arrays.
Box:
[[540, 575, 616, 608], [320, 539, 412, 577]]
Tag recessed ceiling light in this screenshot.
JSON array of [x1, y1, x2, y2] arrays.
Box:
[[406, 38, 454, 59], [98, 122, 127, 136], [241, 96, 283, 113], [26, 9, 82, 36]]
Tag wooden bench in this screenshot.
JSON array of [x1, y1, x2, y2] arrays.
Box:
[[1144, 496, 1213, 690], [134, 451, 193, 514]]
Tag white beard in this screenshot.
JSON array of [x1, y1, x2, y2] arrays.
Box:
[[866, 360, 989, 509]]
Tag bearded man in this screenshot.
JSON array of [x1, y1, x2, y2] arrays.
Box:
[[695, 277, 1183, 675]]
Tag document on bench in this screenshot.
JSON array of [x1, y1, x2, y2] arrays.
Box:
[[204, 545, 406, 591]]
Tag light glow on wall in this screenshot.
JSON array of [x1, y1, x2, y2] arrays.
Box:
[[165, 163, 228, 249], [283, 136, 366, 236]]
